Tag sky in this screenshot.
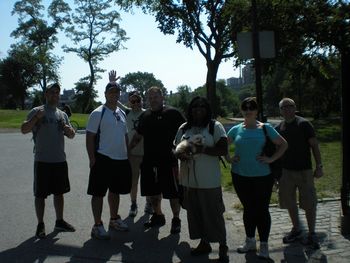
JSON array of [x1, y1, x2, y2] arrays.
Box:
[[0, 0, 239, 102]]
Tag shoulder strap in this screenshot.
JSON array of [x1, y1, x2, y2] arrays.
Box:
[[262, 124, 268, 137], [209, 119, 215, 136]]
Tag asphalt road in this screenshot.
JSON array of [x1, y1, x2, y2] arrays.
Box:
[[0, 132, 239, 263]]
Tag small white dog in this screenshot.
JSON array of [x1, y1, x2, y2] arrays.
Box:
[[175, 134, 205, 160]]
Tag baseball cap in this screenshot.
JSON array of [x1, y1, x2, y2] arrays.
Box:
[[46, 83, 60, 91]]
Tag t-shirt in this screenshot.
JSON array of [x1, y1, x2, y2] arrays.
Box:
[[127, 109, 145, 156], [27, 104, 69, 163], [86, 105, 128, 160], [275, 116, 315, 170], [174, 121, 227, 188], [227, 122, 279, 177], [136, 105, 185, 165]]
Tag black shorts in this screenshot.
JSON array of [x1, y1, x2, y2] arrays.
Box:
[[140, 162, 179, 199], [87, 153, 132, 197], [34, 161, 70, 198]]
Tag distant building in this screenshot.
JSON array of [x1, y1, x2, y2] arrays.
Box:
[[242, 64, 254, 85], [226, 77, 243, 89], [59, 89, 76, 107]]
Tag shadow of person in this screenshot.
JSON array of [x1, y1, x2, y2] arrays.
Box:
[[0, 232, 60, 262], [173, 240, 221, 263], [68, 213, 181, 263]]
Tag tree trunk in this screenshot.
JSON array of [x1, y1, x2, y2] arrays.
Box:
[[206, 60, 220, 117]]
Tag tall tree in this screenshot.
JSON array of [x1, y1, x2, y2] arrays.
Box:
[[119, 71, 165, 100], [118, 0, 244, 116], [11, 0, 71, 91], [63, 0, 128, 112]]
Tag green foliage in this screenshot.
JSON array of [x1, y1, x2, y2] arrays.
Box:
[[119, 71, 165, 101], [73, 81, 99, 114]]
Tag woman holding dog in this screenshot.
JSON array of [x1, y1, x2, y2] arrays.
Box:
[[174, 96, 229, 263], [226, 97, 287, 259]]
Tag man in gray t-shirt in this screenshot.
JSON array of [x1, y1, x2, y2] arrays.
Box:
[[21, 83, 76, 239]]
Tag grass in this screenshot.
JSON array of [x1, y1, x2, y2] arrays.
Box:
[[0, 109, 89, 129], [0, 110, 342, 203]]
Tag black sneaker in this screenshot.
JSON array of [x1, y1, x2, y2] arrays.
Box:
[[302, 232, 320, 249], [283, 228, 302, 244], [144, 214, 166, 228], [170, 217, 181, 234], [54, 219, 76, 232], [36, 222, 46, 239], [190, 240, 212, 256], [219, 244, 229, 263]]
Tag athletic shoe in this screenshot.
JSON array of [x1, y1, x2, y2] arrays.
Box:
[[35, 222, 46, 239], [144, 214, 166, 228], [219, 244, 229, 263], [129, 203, 138, 217], [283, 228, 302, 244], [170, 217, 181, 234], [54, 219, 76, 232], [258, 242, 269, 259], [237, 237, 257, 253], [91, 223, 110, 240], [302, 232, 320, 249], [190, 240, 212, 256], [109, 217, 129, 231], [144, 202, 154, 214]]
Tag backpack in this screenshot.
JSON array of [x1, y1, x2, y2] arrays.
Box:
[[180, 119, 226, 168]]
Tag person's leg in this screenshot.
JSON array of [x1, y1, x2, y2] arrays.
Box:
[[170, 198, 180, 218], [151, 194, 162, 215], [35, 197, 45, 223], [91, 196, 103, 224], [53, 194, 64, 220], [108, 191, 120, 218], [129, 155, 141, 203]]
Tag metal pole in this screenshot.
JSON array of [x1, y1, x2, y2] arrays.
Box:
[[251, 0, 265, 122]]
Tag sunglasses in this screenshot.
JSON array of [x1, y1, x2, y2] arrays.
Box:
[[242, 105, 257, 111], [130, 98, 141, 104]]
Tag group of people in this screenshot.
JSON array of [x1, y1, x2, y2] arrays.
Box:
[[21, 72, 323, 261]]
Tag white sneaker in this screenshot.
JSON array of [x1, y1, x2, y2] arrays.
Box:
[[109, 217, 129, 231], [237, 237, 257, 253], [258, 242, 269, 259], [91, 224, 110, 240]]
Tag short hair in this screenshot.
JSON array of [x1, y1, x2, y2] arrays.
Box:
[[147, 86, 163, 96], [240, 97, 258, 111], [128, 90, 141, 98], [279, 98, 295, 108], [46, 83, 60, 92]]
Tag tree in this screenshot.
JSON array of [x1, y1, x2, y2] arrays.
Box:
[[63, 0, 128, 112], [11, 0, 71, 91], [119, 71, 165, 101], [118, 0, 244, 116], [73, 80, 99, 113]]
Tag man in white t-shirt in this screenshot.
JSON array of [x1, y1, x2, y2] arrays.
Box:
[[86, 82, 132, 240]]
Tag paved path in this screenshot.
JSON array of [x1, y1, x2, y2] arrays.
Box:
[[0, 133, 349, 262]]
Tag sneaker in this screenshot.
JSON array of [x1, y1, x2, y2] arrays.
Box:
[[129, 203, 138, 217], [237, 237, 257, 253], [144, 202, 154, 214], [35, 222, 46, 239], [258, 242, 269, 259], [302, 232, 320, 249], [219, 244, 229, 263], [170, 217, 181, 234], [54, 219, 76, 232], [283, 228, 302, 244], [109, 216, 129, 231], [190, 240, 212, 256], [144, 214, 166, 228], [91, 223, 110, 240]]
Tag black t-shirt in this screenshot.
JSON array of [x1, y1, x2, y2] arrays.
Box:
[[275, 116, 315, 170], [137, 105, 186, 165]]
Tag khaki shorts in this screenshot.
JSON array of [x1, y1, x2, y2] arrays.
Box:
[[278, 169, 317, 211]]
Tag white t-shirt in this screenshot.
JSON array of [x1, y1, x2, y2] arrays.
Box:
[[174, 121, 227, 188], [126, 109, 145, 156], [86, 105, 128, 160]]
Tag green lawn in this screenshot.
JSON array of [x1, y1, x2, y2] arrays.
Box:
[[0, 110, 342, 202]]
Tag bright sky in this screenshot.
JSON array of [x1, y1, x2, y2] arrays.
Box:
[[0, 0, 239, 102]]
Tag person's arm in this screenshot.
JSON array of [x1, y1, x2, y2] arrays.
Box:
[[129, 132, 143, 151], [21, 108, 44, 134], [200, 137, 228, 156], [269, 135, 288, 162], [86, 131, 97, 168], [309, 137, 324, 178]]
